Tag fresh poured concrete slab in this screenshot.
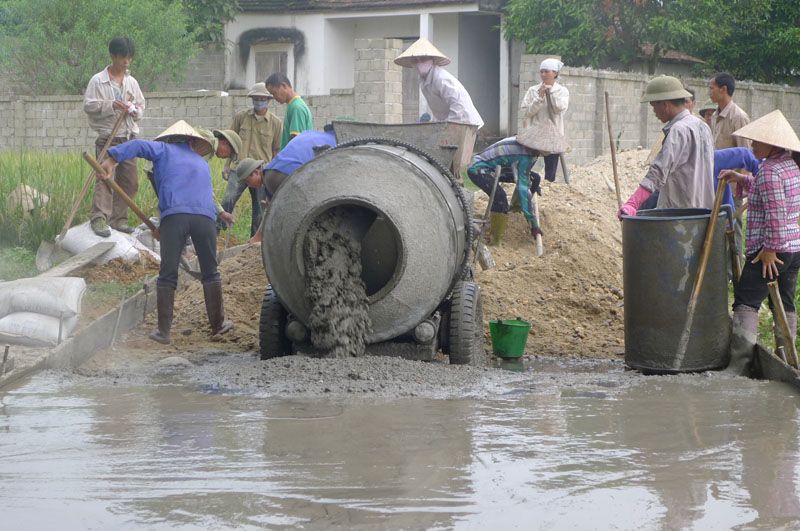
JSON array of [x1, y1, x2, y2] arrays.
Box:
[[1, 357, 798, 529]]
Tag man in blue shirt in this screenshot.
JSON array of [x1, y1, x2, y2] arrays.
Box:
[[98, 120, 234, 344], [245, 126, 337, 244]]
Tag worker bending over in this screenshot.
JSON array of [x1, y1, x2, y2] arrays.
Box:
[[98, 120, 234, 344], [467, 137, 541, 245]]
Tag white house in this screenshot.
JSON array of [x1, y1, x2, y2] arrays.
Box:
[[225, 0, 509, 134]]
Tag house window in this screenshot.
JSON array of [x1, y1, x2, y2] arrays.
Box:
[[247, 43, 294, 87]]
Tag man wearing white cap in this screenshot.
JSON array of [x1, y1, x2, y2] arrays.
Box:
[[520, 58, 570, 182], [719, 110, 800, 375], [618, 75, 714, 218], [97, 120, 234, 345]]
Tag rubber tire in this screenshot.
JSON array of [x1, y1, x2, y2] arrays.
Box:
[[448, 281, 484, 366], [259, 284, 292, 360]]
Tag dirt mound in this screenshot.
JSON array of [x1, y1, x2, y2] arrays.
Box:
[[106, 149, 649, 360], [475, 148, 647, 358], [79, 255, 160, 284]]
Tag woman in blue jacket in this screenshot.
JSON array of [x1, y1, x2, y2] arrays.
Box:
[[98, 120, 233, 344]]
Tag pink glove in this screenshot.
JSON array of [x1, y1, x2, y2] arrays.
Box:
[[126, 101, 137, 116], [617, 186, 652, 220]]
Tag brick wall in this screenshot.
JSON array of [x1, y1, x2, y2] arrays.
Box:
[[518, 55, 800, 164]]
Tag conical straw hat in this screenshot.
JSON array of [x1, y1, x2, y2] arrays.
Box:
[[733, 110, 800, 152], [155, 120, 214, 153], [394, 37, 451, 68]]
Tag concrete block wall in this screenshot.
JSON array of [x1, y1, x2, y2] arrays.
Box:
[[518, 54, 800, 165], [354, 39, 403, 124], [0, 89, 356, 152]]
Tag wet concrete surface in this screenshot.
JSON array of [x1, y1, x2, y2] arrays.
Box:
[[2, 357, 800, 529]]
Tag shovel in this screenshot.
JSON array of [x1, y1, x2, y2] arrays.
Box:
[[83, 152, 205, 281], [36, 94, 134, 272]]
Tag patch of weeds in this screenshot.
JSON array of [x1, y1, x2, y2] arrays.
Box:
[[0, 246, 38, 280]]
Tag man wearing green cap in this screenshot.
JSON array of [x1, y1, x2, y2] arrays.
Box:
[[618, 75, 714, 218]]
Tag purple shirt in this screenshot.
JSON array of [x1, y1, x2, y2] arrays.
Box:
[[739, 151, 800, 255]]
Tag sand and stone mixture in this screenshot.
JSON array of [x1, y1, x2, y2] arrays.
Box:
[[84, 148, 647, 374], [303, 207, 371, 358]]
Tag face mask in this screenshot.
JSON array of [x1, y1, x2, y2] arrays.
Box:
[[253, 100, 269, 111], [417, 60, 434, 77]]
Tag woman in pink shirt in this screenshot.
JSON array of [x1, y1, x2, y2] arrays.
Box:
[[720, 110, 800, 374]]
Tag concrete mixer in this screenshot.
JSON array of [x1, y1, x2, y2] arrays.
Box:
[[259, 121, 484, 364]]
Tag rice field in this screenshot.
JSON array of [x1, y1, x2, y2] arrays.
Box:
[[0, 151, 253, 250]]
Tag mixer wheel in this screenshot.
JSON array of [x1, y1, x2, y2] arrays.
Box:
[[259, 284, 292, 360], [448, 281, 484, 366]]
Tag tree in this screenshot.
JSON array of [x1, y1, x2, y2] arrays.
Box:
[[696, 0, 800, 84], [504, 0, 724, 74], [182, 0, 241, 48], [0, 0, 197, 95]]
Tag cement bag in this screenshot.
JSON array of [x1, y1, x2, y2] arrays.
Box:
[[0, 277, 86, 318], [60, 221, 159, 264], [0, 312, 79, 347]]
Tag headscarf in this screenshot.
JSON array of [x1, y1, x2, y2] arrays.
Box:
[[539, 58, 564, 72]]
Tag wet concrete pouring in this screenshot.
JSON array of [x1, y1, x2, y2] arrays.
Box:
[[3, 149, 800, 528]]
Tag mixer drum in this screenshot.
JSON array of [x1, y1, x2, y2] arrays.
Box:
[[261, 142, 471, 343]]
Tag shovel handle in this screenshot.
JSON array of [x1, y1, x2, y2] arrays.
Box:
[[58, 94, 134, 241], [82, 152, 160, 240]]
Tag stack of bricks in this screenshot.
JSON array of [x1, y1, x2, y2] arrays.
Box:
[[353, 38, 403, 124]]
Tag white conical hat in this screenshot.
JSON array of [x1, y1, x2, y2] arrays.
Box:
[[394, 37, 451, 68], [155, 120, 214, 153], [733, 110, 800, 152]]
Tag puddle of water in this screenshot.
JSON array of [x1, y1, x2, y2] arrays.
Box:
[[1, 369, 800, 529]]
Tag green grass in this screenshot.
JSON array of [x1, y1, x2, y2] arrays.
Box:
[[0, 246, 38, 280], [0, 150, 253, 251]]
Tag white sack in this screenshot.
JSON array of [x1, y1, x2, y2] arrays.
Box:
[[59, 221, 160, 264], [0, 277, 86, 318], [0, 311, 79, 347]]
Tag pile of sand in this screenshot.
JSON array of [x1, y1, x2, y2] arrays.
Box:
[[475, 148, 647, 358], [106, 149, 649, 361]]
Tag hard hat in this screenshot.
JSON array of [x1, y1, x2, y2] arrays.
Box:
[[213, 129, 243, 157], [640, 75, 692, 103]]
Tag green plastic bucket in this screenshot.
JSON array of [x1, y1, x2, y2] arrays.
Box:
[[489, 318, 531, 358]]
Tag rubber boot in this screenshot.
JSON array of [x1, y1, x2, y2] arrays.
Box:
[[774, 311, 797, 364], [724, 306, 758, 376], [149, 286, 175, 345], [488, 212, 508, 247], [203, 280, 233, 338]]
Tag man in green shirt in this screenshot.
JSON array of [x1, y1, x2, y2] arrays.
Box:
[[265, 73, 313, 149]]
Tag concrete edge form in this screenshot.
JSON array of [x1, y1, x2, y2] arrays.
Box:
[[0, 244, 249, 390]]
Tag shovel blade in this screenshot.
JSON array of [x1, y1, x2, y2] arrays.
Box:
[[35, 240, 73, 273]]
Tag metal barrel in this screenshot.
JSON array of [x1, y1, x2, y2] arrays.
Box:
[[622, 208, 731, 373], [262, 142, 470, 344]]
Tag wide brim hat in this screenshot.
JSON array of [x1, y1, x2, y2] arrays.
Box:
[[235, 158, 264, 181], [213, 129, 243, 156], [733, 109, 800, 152], [394, 37, 450, 68], [156, 120, 213, 153], [640, 75, 692, 103], [247, 82, 273, 98]]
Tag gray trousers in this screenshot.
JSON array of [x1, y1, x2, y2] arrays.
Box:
[[158, 214, 220, 289], [90, 135, 138, 227], [220, 171, 265, 237]]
